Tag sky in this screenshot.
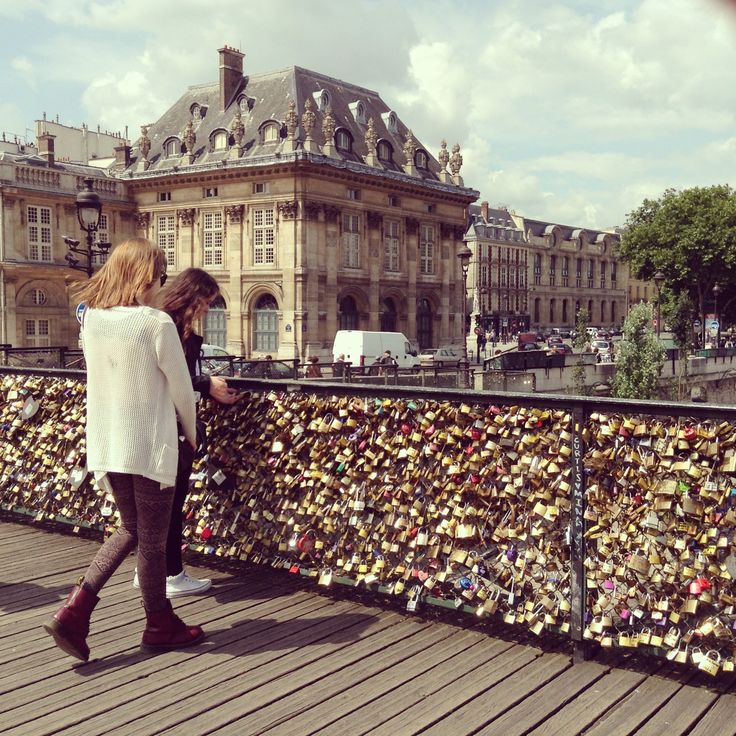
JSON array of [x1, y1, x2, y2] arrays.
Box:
[[1, 0, 736, 230]]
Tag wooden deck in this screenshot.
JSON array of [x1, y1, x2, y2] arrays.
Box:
[[1, 519, 736, 736]]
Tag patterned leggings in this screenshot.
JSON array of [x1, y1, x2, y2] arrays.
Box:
[[81, 473, 174, 612]]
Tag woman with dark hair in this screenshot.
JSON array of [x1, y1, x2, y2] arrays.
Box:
[[141, 267, 239, 597], [43, 238, 204, 661]]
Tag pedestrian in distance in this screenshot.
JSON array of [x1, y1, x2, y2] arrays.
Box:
[[151, 267, 240, 598], [305, 355, 323, 378], [43, 238, 204, 662]]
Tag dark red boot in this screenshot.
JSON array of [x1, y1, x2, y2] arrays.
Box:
[[140, 601, 205, 653], [43, 579, 99, 662]]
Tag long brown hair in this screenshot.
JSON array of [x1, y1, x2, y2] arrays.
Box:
[[159, 268, 220, 341], [73, 237, 166, 308]]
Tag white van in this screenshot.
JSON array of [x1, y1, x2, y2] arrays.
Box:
[[332, 330, 421, 371]]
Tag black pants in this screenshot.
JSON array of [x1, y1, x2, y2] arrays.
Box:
[[165, 441, 195, 577]]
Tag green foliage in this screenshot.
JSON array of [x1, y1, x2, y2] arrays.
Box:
[[663, 292, 695, 352], [612, 303, 665, 399], [570, 308, 590, 396], [618, 185, 736, 327]]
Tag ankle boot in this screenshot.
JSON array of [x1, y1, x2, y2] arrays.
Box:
[[43, 578, 99, 662], [140, 601, 205, 653]]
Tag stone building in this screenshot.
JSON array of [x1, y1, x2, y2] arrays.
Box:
[[0, 134, 135, 348], [121, 46, 479, 357], [465, 202, 627, 335]]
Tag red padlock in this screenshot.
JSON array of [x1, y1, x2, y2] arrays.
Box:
[[470, 428, 482, 441], [400, 423, 412, 435], [683, 426, 697, 442], [200, 526, 213, 541]]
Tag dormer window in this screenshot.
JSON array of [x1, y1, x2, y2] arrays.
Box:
[[190, 103, 202, 120], [335, 128, 352, 152], [212, 130, 229, 150], [415, 150, 428, 169], [261, 121, 280, 143], [381, 110, 398, 133], [377, 140, 393, 162], [313, 89, 331, 112], [237, 95, 253, 113], [348, 100, 367, 124], [164, 138, 181, 157]]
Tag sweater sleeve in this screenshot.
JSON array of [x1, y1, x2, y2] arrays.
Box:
[[156, 319, 197, 447]]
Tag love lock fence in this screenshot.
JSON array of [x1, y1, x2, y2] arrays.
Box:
[[2, 366, 736, 676]]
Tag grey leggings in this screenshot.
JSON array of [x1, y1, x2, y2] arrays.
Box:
[[82, 473, 174, 612]]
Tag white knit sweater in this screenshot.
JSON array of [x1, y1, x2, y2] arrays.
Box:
[[82, 305, 197, 487]]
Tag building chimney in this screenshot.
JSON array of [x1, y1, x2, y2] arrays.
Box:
[[37, 133, 55, 166], [114, 144, 132, 171], [481, 200, 489, 223], [218, 45, 244, 111]]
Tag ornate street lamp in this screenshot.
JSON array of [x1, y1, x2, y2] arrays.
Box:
[[713, 282, 722, 348], [458, 244, 473, 386], [653, 271, 665, 339], [64, 177, 111, 278]]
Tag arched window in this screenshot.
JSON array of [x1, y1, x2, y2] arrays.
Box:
[[335, 129, 352, 152], [534, 298, 540, 324], [165, 139, 180, 157], [611, 302, 617, 324], [212, 131, 228, 150], [549, 299, 556, 324], [31, 288, 47, 306], [587, 299, 593, 317], [204, 296, 227, 348], [562, 299, 568, 323], [416, 298, 433, 349], [338, 296, 359, 330], [262, 122, 279, 143], [601, 301, 606, 323], [253, 294, 279, 352], [381, 297, 397, 332], [377, 140, 393, 162]]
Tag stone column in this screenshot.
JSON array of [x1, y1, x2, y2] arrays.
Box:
[[177, 208, 196, 269], [224, 205, 245, 355], [277, 200, 299, 359], [367, 211, 383, 331], [324, 205, 340, 347]]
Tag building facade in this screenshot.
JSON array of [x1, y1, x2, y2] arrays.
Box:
[[465, 202, 628, 336]]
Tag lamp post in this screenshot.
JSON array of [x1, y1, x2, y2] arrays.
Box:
[[713, 282, 721, 348], [653, 270, 665, 339], [458, 244, 473, 386], [64, 177, 111, 278]]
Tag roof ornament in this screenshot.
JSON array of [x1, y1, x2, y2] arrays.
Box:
[[284, 99, 299, 152], [402, 130, 418, 175], [302, 98, 318, 153], [438, 139, 451, 183], [229, 109, 245, 157], [449, 142, 464, 186], [138, 125, 151, 171], [182, 119, 196, 164], [364, 117, 379, 167], [321, 105, 338, 158]]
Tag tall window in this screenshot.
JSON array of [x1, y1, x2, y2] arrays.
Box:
[[202, 211, 224, 267], [92, 214, 109, 267], [253, 208, 275, 265], [25, 319, 50, 347], [338, 296, 359, 330], [611, 262, 617, 286], [600, 261, 607, 289], [561, 256, 569, 287], [157, 214, 176, 268], [28, 206, 52, 261], [533, 254, 542, 286], [576, 258, 583, 288], [383, 219, 400, 272], [204, 296, 226, 348], [254, 294, 279, 352], [419, 225, 434, 274], [588, 259, 595, 288], [417, 298, 433, 349], [549, 255, 556, 286], [343, 214, 360, 268]]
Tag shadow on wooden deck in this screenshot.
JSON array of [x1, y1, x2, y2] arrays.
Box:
[[1, 519, 735, 736]]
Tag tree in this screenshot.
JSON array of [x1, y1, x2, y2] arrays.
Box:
[[570, 308, 590, 396], [618, 185, 736, 337], [612, 303, 665, 399], [662, 291, 695, 400]]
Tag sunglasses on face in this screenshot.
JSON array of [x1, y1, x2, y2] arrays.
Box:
[[160, 273, 168, 287]]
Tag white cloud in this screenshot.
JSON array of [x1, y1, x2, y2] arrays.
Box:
[[10, 57, 35, 88]]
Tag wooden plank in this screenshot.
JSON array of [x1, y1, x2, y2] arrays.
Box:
[[527, 661, 663, 736], [635, 679, 722, 736], [473, 661, 609, 736], [583, 667, 698, 736], [316, 636, 516, 736], [420, 653, 571, 736], [5, 597, 376, 734], [365, 644, 541, 736], [688, 694, 736, 736]]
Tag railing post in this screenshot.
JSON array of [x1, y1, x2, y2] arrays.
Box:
[[570, 404, 589, 662]]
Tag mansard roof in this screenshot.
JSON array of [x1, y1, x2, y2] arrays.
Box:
[[124, 65, 443, 182]]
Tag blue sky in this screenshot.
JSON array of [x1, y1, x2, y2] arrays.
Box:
[[2, 0, 736, 230]]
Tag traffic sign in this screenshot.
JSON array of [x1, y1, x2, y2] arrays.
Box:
[[693, 320, 701, 329], [76, 303, 86, 325], [710, 320, 719, 330]]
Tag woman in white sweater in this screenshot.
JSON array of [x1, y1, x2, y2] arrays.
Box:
[[43, 238, 205, 661]]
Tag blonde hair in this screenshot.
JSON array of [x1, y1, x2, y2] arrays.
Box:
[[73, 238, 167, 308]]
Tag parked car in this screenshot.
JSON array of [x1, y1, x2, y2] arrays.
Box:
[[419, 346, 462, 368], [200, 344, 233, 375], [546, 335, 563, 347], [552, 343, 574, 355], [518, 342, 543, 352]]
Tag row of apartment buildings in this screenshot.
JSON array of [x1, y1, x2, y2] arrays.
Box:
[[0, 45, 652, 357]]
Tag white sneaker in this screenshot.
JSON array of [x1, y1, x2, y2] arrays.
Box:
[[133, 569, 212, 598], [165, 570, 212, 598]]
